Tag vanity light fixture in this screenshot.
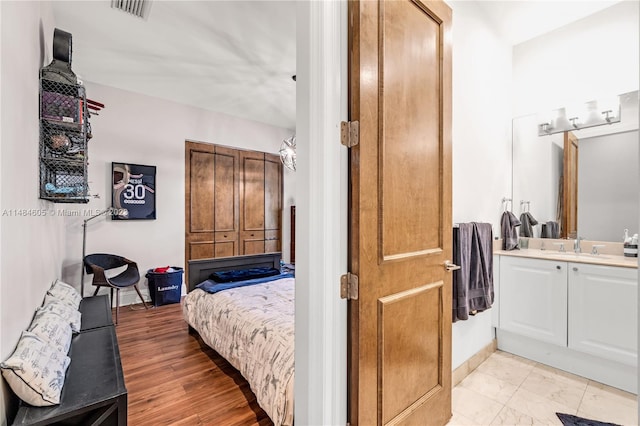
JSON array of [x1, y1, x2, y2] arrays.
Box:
[[537, 110, 558, 135], [565, 103, 585, 129], [598, 96, 620, 123], [540, 122, 552, 134], [602, 110, 614, 122], [569, 116, 580, 128], [538, 95, 621, 136]]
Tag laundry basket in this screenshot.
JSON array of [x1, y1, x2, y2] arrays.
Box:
[[145, 267, 183, 306]]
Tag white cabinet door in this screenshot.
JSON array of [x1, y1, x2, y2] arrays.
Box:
[[500, 256, 568, 346], [568, 263, 638, 366], [492, 255, 500, 328]]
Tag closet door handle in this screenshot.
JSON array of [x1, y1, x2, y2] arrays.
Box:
[[573, 267, 578, 272], [444, 260, 461, 272], [556, 265, 562, 270]]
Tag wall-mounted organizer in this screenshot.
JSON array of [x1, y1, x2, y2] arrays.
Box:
[[39, 28, 89, 203]]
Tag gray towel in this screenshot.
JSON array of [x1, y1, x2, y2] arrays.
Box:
[[541, 221, 560, 238], [519, 212, 538, 237], [453, 223, 494, 322], [453, 224, 473, 322], [501, 211, 521, 250]]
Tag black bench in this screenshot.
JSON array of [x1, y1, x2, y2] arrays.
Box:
[[11, 295, 127, 426]]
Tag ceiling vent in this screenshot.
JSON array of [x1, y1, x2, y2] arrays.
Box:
[[111, 0, 152, 20]]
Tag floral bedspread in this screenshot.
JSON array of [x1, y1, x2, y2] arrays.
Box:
[[182, 277, 294, 426]]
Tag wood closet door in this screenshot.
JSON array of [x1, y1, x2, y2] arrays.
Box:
[[240, 151, 267, 255], [349, 0, 453, 425], [185, 141, 239, 262], [264, 153, 282, 253]]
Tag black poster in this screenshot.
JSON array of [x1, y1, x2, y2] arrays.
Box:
[[112, 162, 156, 220]]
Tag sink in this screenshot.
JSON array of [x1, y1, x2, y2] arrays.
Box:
[[537, 251, 610, 260]]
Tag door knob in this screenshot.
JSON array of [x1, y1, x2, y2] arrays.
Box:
[[444, 260, 460, 272]]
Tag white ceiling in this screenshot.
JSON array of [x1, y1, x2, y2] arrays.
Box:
[[51, 1, 296, 129], [50, 1, 622, 130], [473, 0, 624, 46]]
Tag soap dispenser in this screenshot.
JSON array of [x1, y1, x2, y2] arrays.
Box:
[[624, 231, 638, 257]]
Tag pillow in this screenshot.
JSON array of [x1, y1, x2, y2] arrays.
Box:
[[28, 310, 73, 355], [1, 331, 70, 406], [41, 295, 82, 333], [47, 279, 82, 309], [209, 267, 281, 283]]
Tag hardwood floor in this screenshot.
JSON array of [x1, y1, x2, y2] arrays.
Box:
[[114, 301, 273, 426]]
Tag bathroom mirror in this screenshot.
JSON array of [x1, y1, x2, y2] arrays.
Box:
[[512, 90, 639, 242]]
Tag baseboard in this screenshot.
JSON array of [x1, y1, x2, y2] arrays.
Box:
[[91, 287, 145, 307], [452, 338, 497, 386], [92, 285, 187, 307]]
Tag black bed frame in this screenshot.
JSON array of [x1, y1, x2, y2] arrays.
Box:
[[187, 252, 282, 293]]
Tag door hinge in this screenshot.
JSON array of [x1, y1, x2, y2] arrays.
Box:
[[340, 120, 359, 148], [340, 272, 359, 300]]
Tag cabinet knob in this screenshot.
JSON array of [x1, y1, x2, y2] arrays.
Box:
[[556, 265, 561, 270], [573, 267, 578, 272]]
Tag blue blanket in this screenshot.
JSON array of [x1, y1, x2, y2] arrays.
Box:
[[196, 272, 294, 294], [210, 267, 280, 283]]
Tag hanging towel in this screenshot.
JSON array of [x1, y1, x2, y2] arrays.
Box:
[[453, 223, 494, 322], [501, 211, 521, 250], [453, 223, 472, 322], [519, 212, 538, 238], [541, 221, 560, 238]]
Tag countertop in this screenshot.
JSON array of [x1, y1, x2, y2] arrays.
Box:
[[495, 248, 638, 269]]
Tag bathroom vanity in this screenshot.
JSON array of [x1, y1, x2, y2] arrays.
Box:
[[494, 244, 638, 393]]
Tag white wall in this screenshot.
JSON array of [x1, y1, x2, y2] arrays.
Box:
[[294, 1, 348, 424], [513, 1, 639, 117], [59, 81, 295, 304], [0, 1, 60, 423], [448, 0, 513, 369]]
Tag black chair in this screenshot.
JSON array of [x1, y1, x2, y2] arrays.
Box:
[[84, 253, 148, 324]]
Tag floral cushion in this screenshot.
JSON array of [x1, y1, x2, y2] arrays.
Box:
[[28, 310, 73, 355], [0, 331, 70, 406], [41, 294, 82, 333], [47, 279, 82, 309]]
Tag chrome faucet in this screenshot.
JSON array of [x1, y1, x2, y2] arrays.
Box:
[[573, 237, 584, 253]]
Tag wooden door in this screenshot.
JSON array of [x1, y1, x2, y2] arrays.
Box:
[[348, 0, 453, 425], [240, 151, 266, 255], [264, 153, 282, 253], [185, 142, 240, 262], [290, 206, 296, 264], [562, 131, 578, 239], [213, 145, 240, 257]]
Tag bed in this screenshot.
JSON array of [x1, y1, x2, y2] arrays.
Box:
[[182, 253, 294, 426]]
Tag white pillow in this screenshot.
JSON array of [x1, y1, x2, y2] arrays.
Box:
[[47, 279, 82, 309], [28, 310, 73, 355], [0, 331, 70, 406], [41, 295, 82, 333]]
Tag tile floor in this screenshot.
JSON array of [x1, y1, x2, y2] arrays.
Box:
[[448, 350, 638, 425]]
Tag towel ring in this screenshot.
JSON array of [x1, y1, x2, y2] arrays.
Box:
[[502, 197, 512, 212]]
